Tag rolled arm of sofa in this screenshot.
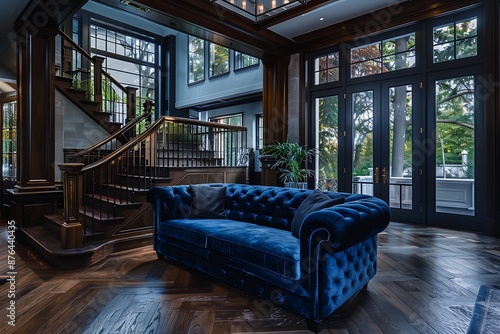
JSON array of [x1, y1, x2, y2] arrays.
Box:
[[147, 186, 192, 222], [299, 196, 390, 254]]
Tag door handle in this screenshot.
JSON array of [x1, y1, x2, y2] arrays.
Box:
[[382, 167, 387, 184], [374, 167, 379, 184]]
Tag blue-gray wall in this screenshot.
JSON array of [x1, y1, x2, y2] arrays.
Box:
[[83, 1, 263, 153]]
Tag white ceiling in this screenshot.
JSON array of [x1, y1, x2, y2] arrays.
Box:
[[269, 0, 408, 39]]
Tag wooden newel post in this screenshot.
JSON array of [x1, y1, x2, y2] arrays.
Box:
[[58, 163, 85, 249], [126, 86, 137, 122], [93, 56, 105, 110]]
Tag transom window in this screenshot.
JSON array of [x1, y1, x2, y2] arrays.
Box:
[[314, 52, 339, 85], [235, 52, 259, 70], [350, 32, 416, 78], [433, 17, 477, 63]]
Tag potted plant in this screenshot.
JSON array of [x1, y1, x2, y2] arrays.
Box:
[[262, 139, 317, 188]]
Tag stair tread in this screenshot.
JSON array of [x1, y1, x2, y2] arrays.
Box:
[[104, 184, 149, 192], [117, 174, 171, 181], [79, 207, 125, 222], [85, 194, 142, 206], [44, 213, 66, 225]]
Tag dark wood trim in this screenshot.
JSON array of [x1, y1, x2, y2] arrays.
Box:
[[16, 25, 58, 190], [94, 0, 297, 59], [491, 0, 500, 237], [262, 56, 289, 146], [295, 0, 484, 53]]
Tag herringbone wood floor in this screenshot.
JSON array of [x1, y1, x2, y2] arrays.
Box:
[[1, 219, 499, 334]]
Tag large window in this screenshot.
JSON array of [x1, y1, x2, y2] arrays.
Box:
[[90, 24, 158, 121], [2, 100, 16, 181], [189, 36, 205, 83], [256, 114, 263, 150], [209, 43, 229, 78], [210, 114, 242, 126]]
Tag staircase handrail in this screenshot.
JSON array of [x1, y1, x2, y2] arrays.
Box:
[[58, 29, 129, 94], [58, 115, 248, 247], [70, 100, 153, 160], [57, 29, 135, 124], [81, 115, 248, 173]]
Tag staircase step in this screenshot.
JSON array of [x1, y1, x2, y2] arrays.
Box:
[[18, 226, 152, 270], [103, 121, 122, 133], [80, 100, 100, 113], [85, 194, 143, 209], [104, 183, 150, 193], [117, 174, 172, 187], [79, 206, 126, 224], [55, 75, 73, 89], [44, 213, 66, 236]]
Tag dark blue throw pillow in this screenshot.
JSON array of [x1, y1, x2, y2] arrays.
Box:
[[189, 185, 227, 218], [291, 189, 345, 238]]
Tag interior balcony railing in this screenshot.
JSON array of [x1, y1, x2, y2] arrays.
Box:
[[58, 116, 248, 244], [55, 29, 136, 125]]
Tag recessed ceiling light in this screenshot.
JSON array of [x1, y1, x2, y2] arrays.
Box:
[[320, 17, 324, 21]]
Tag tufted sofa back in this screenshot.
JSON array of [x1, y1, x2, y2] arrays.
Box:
[[161, 184, 348, 231]]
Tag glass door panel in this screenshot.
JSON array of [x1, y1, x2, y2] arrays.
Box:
[[434, 75, 475, 216], [1, 99, 17, 216], [352, 90, 374, 195], [2, 100, 16, 180], [316, 95, 340, 191], [389, 84, 413, 210]]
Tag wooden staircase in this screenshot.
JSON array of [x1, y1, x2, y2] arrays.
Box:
[[55, 76, 122, 134], [16, 28, 248, 270], [21, 116, 248, 270]]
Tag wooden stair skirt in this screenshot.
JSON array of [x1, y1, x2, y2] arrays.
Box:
[[19, 166, 247, 270]]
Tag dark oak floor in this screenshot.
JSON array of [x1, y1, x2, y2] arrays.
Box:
[[1, 220, 499, 334]]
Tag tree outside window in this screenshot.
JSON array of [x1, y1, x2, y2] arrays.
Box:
[[209, 43, 229, 77], [189, 36, 205, 83]]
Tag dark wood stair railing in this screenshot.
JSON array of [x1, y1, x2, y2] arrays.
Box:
[[56, 29, 137, 130], [56, 116, 248, 250], [67, 100, 154, 165]]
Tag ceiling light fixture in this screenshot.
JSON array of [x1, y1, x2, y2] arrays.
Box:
[[120, 0, 150, 13], [210, 0, 308, 22]]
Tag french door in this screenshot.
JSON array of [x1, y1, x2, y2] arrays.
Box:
[[315, 71, 486, 230], [315, 76, 423, 223], [425, 67, 485, 231]]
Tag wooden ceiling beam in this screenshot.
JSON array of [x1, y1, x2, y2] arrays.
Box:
[[107, 0, 299, 58]]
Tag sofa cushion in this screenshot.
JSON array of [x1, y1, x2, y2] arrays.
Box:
[[291, 189, 345, 237], [208, 224, 301, 280], [189, 184, 227, 218], [157, 218, 301, 280]]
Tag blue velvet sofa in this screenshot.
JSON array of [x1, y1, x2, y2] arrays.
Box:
[[147, 184, 390, 332]]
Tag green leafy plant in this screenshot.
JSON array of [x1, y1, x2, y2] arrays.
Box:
[[262, 140, 317, 183]]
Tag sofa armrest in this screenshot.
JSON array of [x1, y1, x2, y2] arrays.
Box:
[[299, 196, 390, 254], [147, 186, 192, 222]]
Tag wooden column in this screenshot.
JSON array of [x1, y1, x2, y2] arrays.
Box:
[[261, 55, 290, 145], [261, 56, 289, 186], [7, 24, 65, 228], [16, 25, 57, 191]]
